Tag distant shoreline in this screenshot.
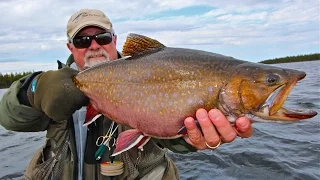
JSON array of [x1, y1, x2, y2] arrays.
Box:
[[259, 53, 320, 64]]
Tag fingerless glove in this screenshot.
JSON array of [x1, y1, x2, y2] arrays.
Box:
[[27, 68, 89, 121]]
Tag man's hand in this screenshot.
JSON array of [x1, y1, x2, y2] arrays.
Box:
[[28, 68, 89, 121], [183, 108, 252, 150]]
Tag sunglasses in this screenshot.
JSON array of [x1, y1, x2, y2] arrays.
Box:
[[71, 32, 113, 49]]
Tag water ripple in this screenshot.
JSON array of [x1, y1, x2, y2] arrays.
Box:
[[0, 131, 15, 137], [0, 144, 19, 153], [0, 172, 24, 180]]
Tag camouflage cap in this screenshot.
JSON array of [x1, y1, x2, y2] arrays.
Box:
[[67, 9, 112, 39]]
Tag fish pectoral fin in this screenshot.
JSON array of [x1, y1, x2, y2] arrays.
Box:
[[177, 120, 202, 135], [137, 136, 151, 150], [111, 129, 146, 156], [83, 104, 101, 126], [83, 114, 102, 126]]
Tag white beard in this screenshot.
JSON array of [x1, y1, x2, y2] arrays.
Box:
[[83, 49, 110, 69]]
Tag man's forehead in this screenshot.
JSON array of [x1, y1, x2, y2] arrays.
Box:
[[77, 26, 106, 36]]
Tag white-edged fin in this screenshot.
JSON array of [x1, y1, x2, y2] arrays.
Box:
[[112, 134, 144, 156], [83, 114, 102, 126], [137, 137, 151, 150]]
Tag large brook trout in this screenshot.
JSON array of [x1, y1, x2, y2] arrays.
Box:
[[73, 33, 317, 156]]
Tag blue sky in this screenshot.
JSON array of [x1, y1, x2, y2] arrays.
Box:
[[0, 0, 319, 73]]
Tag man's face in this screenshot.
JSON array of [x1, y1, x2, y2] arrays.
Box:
[[67, 26, 118, 70]]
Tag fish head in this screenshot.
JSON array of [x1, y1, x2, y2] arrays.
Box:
[[220, 62, 317, 122]]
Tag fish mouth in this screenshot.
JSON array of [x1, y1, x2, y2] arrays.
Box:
[[252, 78, 317, 121]]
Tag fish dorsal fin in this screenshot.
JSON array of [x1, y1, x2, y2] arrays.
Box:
[[122, 33, 165, 57]]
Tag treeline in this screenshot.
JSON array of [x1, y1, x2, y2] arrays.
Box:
[[0, 72, 33, 89], [260, 53, 320, 64]]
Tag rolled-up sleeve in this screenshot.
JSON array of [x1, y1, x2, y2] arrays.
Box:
[[0, 80, 51, 132]]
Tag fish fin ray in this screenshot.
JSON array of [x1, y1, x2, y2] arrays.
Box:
[[137, 136, 151, 150], [83, 104, 100, 126], [122, 33, 165, 57], [177, 126, 187, 135], [83, 114, 102, 126], [112, 129, 145, 156]]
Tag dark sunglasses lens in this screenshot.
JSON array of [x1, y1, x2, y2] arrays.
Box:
[[95, 33, 113, 45], [72, 33, 112, 48], [73, 36, 91, 49]]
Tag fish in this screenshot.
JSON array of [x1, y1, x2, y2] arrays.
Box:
[[73, 33, 317, 156]]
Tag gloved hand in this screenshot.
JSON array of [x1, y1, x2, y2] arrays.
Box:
[[27, 67, 89, 121]]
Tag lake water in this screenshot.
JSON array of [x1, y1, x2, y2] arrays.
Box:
[[0, 61, 319, 179]]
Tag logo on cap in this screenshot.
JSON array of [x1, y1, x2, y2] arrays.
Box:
[[72, 12, 102, 23]]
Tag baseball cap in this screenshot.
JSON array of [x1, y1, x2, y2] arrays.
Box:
[[67, 9, 112, 39]]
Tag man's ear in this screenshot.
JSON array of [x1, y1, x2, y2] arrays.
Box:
[[113, 35, 117, 45], [67, 42, 73, 52]]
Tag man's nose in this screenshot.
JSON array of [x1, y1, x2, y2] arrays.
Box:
[[88, 39, 100, 50]]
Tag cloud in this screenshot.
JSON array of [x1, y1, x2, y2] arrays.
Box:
[[267, 1, 320, 25], [216, 12, 268, 22]]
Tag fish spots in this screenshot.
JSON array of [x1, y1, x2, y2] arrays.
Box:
[[176, 69, 194, 76], [152, 94, 157, 99], [198, 99, 204, 106], [177, 81, 197, 89], [208, 86, 214, 93], [172, 93, 178, 98]]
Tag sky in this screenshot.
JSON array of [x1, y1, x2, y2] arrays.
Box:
[[0, 0, 319, 74]]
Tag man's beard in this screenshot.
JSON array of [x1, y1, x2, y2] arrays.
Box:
[[83, 49, 110, 69]]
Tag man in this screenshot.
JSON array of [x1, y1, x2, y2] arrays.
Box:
[[0, 9, 252, 180]]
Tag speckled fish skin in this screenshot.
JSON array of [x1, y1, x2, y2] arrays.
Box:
[[73, 33, 316, 138]]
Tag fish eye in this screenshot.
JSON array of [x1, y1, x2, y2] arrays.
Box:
[[266, 74, 280, 86]]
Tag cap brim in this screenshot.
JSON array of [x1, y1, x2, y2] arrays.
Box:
[[68, 20, 112, 39]]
